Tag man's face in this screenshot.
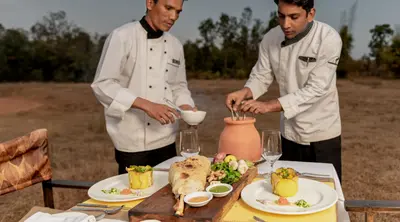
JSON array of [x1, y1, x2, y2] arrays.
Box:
[[277, 0, 315, 39], [147, 0, 183, 32]]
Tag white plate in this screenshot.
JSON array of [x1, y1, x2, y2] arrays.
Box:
[[241, 178, 338, 215], [88, 171, 168, 202]]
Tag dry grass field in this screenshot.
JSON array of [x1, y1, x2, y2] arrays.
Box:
[[0, 78, 399, 222]]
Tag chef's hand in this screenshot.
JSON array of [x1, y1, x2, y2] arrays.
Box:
[[240, 99, 283, 114], [148, 102, 180, 124], [144, 102, 180, 125], [225, 87, 253, 111], [132, 98, 180, 124]]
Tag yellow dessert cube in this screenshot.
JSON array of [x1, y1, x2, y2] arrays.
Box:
[[126, 165, 153, 189], [271, 167, 299, 197]]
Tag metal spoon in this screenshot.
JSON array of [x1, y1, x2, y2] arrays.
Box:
[[163, 98, 183, 113], [71, 205, 124, 215], [94, 213, 105, 221]]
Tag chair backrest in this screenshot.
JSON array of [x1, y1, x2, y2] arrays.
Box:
[[0, 128, 52, 195]]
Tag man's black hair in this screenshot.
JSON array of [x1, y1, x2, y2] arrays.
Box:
[[274, 0, 314, 13], [153, 0, 187, 4], [146, 0, 187, 13]]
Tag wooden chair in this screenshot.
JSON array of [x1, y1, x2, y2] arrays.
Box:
[[345, 199, 400, 221], [0, 128, 96, 208]]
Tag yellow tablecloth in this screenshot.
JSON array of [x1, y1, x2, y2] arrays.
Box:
[[84, 179, 336, 222]]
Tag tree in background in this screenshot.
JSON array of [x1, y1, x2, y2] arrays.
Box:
[[183, 7, 279, 79], [0, 28, 32, 81], [337, 25, 354, 78], [198, 18, 219, 75], [368, 24, 394, 70], [29, 11, 102, 82], [0, 9, 400, 82], [380, 33, 400, 78], [265, 11, 279, 33]]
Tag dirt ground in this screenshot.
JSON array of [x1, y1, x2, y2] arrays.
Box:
[[0, 79, 399, 222]]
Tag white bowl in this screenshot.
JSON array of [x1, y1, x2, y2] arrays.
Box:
[[206, 183, 233, 197], [180, 110, 206, 126], [183, 191, 213, 207]]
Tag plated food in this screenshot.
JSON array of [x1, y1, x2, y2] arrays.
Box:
[[271, 167, 299, 197], [241, 174, 338, 215], [126, 165, 154, 189], [99, 165, 154, 196], [168, 153, 255, 216], [268, 167, 310, 208], [208, 153, 253, 185], [88, 170, 169, 202], [101, 187, 143, 196], [257, 196, 311, 208], [169, 155, 211, 216]]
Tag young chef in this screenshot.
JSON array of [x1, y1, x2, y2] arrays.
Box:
[[225, 0, 343, 181], [91, 0, 196, 174]]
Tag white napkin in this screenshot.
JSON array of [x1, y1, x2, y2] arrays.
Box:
[[24, 212, 127, 222], [24, 212, 96, 222]]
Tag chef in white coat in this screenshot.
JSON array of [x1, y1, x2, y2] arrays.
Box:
[[226, 0, 343, 181], [91, 0, 196, 174]]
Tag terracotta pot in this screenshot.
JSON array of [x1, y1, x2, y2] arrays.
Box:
[[218, 117, 261, 161]]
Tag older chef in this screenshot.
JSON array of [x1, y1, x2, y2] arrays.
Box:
[[226, 0, 343, 181], [92, 0, 196, 174]]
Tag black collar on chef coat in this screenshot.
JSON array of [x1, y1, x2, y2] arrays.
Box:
[[140, 16, 164, 39], [281, 20, 314, 47]]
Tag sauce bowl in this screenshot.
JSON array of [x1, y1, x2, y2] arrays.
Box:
[[184, 191, 213, 207], [206, 183, 233, 197]]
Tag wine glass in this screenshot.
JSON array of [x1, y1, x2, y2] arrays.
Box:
[[260, 129, 282, 182], [179, 129, 200, 159]]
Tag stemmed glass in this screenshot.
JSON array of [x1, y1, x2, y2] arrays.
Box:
[[260, 129, 282, 182], [179, 128, 201, 159]]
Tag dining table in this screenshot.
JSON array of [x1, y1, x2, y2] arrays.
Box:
[[20, 156, 350, 222]]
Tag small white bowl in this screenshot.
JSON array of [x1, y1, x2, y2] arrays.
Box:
[[183, 191, 213, 207], [206, 183, 233, 197], [180, 110, 207, 126]]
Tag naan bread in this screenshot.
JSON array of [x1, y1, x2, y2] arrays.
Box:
[[168, 155, 211, 216]]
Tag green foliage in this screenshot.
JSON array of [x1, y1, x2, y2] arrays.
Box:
[[185, 9, 400, 79], [183, 8, 275, 79], [368, 24, 394, 69], [380, 35, 400, 78], [337, 25, 354, 78], [0, 10, 104, 82], [0, 9, 399, 81], [211, 161, 241, 184]]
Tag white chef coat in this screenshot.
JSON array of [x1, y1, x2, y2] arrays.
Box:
[[91, 20, 195, 153], [245, 20, 342, 145]]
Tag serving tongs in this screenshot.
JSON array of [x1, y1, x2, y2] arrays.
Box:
[[164, 98, 183, 113], [230, 100, 246, 121]]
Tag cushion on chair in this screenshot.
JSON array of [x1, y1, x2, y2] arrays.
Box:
[[0, 129, 52, 195]]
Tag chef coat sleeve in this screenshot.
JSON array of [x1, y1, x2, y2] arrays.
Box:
[[171, 47, 195, 108], [91, 30, 137, 120], [244, 35, 275, 100], [278, 31, 342, 119]]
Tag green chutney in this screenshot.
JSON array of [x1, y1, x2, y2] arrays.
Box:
[[210, 185, 230, 193]]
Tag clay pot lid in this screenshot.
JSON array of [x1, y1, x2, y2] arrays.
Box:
[[223, 117, 256, 125]]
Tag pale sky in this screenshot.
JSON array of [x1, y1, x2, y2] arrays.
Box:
[[0, 0, 399, 59]]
